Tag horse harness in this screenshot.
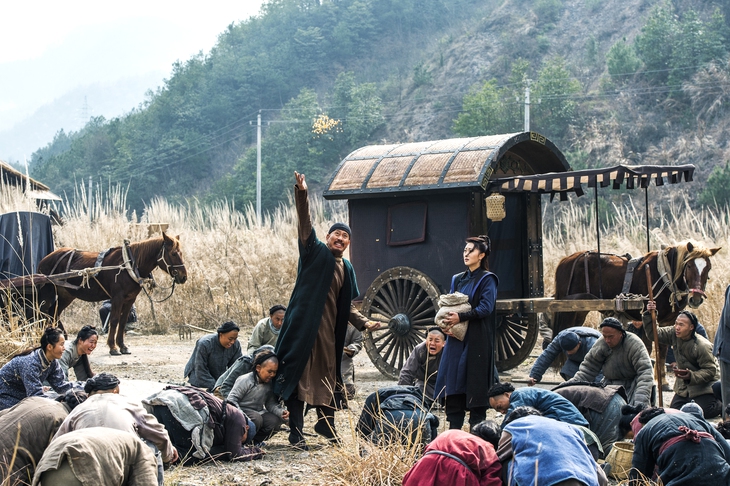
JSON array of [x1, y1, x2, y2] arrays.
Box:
[[567, 248, 692, 313], [653, 247, 693, 312], [46, 242, 159, 298], [566, 251, 633, 298]]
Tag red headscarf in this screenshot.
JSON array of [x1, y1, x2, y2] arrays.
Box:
[[402, 430, 502, 486]]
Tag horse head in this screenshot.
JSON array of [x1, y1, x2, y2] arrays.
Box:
[[681, 242, 721, 308], [158, 233, 188, 284]]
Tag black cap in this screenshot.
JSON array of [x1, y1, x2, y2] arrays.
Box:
[[600, 317, 626, 335], [328, 222, 351, 237]]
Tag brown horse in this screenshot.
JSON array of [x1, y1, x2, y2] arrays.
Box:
[[552, 242, 720, 337], [37, 233, 187, 355]]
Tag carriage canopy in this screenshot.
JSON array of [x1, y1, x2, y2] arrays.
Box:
[[324, 132, 568, 199], [488, 164, 695, 199]]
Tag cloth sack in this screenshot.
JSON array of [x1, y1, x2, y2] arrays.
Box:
[[434, 292, 471, 341]]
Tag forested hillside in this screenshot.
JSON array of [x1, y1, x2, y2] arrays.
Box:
[[30, 0, 730, 213]]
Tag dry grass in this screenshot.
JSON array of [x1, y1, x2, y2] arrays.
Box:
[[308, 402, 426, 486], [2, 183, 730, 348]]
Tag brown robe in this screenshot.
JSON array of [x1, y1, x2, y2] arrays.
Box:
[[295, 189, 368, 406]]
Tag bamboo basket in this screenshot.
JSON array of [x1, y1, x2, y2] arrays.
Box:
[[605, 441, 634, 480]]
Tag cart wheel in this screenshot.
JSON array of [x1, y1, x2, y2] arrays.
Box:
[[362, 267, 440, 380], [495, 312, 539, 371]]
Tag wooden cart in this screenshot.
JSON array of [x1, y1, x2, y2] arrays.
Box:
[[323, 132, 649, 379]]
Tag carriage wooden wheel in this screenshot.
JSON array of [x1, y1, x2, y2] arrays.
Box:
[[361, 267, 440, 380], [494, 312, 538, 371], [362, 266, 541, 379]]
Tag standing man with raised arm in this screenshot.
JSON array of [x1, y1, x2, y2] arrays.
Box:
[[274, 172, 381, 448]]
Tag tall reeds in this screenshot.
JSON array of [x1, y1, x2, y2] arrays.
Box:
[[1, 185, 729, 360]]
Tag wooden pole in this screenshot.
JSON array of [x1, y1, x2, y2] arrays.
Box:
[[645, 265, 664, 407]]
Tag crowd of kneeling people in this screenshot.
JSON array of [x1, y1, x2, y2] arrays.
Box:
[[3, 300, 730, 485]]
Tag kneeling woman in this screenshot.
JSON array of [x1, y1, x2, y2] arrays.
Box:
[[58, 325, 98, 381], [0, 327, 72, 410], [227, 351, 289, 443], [184, 321, 242, 391]]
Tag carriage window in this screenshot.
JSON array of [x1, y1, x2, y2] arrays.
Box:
[[387, 202, 427, 246]]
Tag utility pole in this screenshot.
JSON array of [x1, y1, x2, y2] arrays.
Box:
[[524, 79, 531, 132], [80, 96, 90, 124], [256, 110, 262, 226], [88, 176, 93, 223]]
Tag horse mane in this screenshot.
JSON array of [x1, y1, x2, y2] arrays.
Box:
[[672, 242, 715, 278], [130, 235, 178, 262]]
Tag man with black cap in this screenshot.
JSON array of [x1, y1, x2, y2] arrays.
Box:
[[274, 172, 381, 449], [567, 317, 654, 407], [56, 373, 177, 486], [527, 326, 602, 385]]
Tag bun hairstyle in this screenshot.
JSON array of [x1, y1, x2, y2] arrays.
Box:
[[503, 406, 542, 426], [74, 325, 98, 345], [56, 389, 88, 410], [471, 420, 502, 449], [466, 235, 491, 270], [638, 406, 665, 425], [487, 382, 515, 398], [40, 327, 65, 352]]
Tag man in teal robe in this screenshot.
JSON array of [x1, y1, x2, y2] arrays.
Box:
[[274, 172, 380, 448]]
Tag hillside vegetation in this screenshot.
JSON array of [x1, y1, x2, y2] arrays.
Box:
[[29, 0, 730, 214]]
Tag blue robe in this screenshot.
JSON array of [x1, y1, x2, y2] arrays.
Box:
[[504, 387, 590, 428], [504, 415, 600, 486], [434, 268, 498, 409]]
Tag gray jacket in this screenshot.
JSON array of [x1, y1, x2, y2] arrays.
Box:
[[341, 324, 363, 385], [58, 341, 92, 381], [715, 284, 730, 364], [397, 342, 442, 399], [184, 333, 242, 391], [246, 318, 279, 355], [569, 332, 653, 407], [647, 325, 718, 398], [227, 371, 285, 418]]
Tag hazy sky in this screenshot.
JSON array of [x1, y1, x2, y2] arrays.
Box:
[[0, 0, 265, 132]]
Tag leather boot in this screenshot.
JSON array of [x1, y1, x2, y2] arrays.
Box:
[[285, 397, 308, 450], [314, 406, 340, 445]]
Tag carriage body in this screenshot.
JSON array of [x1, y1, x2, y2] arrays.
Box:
[[323, 132, 570, 378]]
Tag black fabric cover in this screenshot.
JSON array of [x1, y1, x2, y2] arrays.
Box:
[[0, 211, 54, 279], [486, 195, 523, 299]]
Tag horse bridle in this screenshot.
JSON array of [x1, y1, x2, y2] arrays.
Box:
[[654, 249, 706, 311], [156, 244, 185, 280]]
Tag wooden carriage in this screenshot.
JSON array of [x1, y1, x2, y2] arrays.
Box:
[[323, 132, 691, 379], [323, 132, 564, 378]]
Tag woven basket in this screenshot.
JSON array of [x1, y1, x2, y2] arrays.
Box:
[[485, 193, 506, 221], [605, 441, 634, 480]]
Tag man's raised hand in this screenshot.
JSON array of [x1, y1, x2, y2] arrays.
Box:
[[295, 171, 307, 191]]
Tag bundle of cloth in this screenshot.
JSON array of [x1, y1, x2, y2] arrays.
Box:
[[356, 385, 439, 445], [434, 292, 471, 340]]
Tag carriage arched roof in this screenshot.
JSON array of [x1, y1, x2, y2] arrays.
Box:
[[323, 132, 568, 199]]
